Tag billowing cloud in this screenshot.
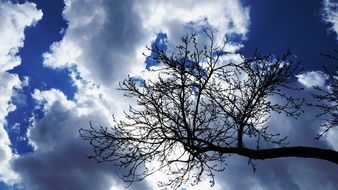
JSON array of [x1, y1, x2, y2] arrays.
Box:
[[41, 0, 250, 119], [42, 0, 146, 87], [17, 0, 250, 189], [13, 88, 150, 190], [0, 1, 42, 72], [134, 0, 249, 46], [14, 0, 338, 189], [0, 1, 42, 185], [297, 71, 329, 88], [42, 0, 250, 87], [322, 0, 338, 40]]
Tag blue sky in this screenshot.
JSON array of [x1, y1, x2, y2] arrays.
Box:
[[0, 0, 338, 190], [7, 0, 73, 155]]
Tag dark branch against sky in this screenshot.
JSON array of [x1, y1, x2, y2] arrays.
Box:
[[0, 0, 337, 189]]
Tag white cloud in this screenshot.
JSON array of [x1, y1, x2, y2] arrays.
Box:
[[0, 1, 42, 72], [21, 76, 30, 87], [322, 0, 338, 40], [43, 40, 81, 69], [134, 0, 249, 44], [42, 0, 144, 87], [129, 0, 249, 80], [42, 0, 250, 87], [32, 88, 75, 112], [0, 1, 42, 185], [297, 71, 329, 88]]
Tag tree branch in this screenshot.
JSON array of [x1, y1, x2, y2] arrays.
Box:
[[203, 146, 338, 165]]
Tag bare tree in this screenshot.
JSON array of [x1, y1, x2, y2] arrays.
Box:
[[311, 50, 338, 139], [80, 33, 338, 189]]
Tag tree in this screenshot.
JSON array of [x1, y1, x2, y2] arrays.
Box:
[[311, 49, 338, 139], [79, 33, 338, 189]]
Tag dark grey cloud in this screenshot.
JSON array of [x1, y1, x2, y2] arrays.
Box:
[[77, 0, 145, 86], [12, 90, 150, 190], [215, 155, 338, 190]]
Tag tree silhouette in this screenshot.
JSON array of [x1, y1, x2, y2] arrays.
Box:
[[80, 33, 338, 189], [311, 49, 338, 139]]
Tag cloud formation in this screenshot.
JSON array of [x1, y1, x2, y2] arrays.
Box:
[[43, 0, 146, 87], [322, 0, 338, 40], [214, 109, 338, 190], [42, 0, 250, 87], [14, 0, 250, 189], [8, 0, 338, 190], [13, 88, 151, 190], [0, 1, 42, 185], [297, 71, 329, 88]]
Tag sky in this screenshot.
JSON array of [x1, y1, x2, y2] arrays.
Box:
[[0, 0, 338, 190]]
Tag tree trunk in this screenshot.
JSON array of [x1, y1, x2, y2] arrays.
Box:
[[209, 146, 338, 165]]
